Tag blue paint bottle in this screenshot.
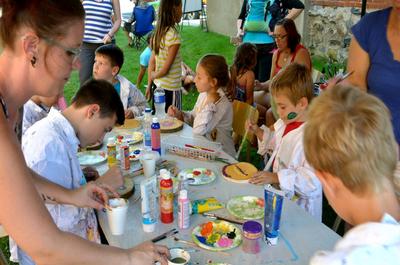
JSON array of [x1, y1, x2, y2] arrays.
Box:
[[264, 184, 285, 245]]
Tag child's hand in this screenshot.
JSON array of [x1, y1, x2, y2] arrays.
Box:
[[145, 86, 151, 101], [167, 105, 177, 117], [150, 71, 157, 80], [249, 171, 279, 185], [254, 80, 262, 91], [125, 109, 134, 119], [246, 119, 258, 133]]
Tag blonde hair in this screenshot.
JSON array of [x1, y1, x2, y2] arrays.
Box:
[[304, 85, 398, 195], [270, 63, 313, 105]]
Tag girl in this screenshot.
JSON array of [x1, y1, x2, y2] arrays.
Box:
[[146, 0, 183, 111], [168, 55, 236, 157], [229, 43, 257, 105]]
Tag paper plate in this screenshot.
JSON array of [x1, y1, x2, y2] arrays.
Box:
[[116, 118, 141, 130], [86, 140, 103, 150], [191, 220, 242, 251], [160, 118, 183, 133], [77, 151, 107, 166], [178, 168, 216, 186], [127, 131, 143, 145], [227, 196, 264, 220], [222, 162, 258, 184]]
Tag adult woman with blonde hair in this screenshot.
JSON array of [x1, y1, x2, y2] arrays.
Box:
[[0, 1, 168, 264]]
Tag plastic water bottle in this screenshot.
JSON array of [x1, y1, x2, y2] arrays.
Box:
[[151, 117, 161, 155], [154, 87, 166, 119], [178, 189, 190, 229], [143, 107, 152, 150]]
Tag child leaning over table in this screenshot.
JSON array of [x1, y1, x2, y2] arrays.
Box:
[[93, 44, 147, 118], [167, 54, 236, 157], [18, 80, 125, 265], [246, 63, 322, 220], [305, 86, 400, 265]]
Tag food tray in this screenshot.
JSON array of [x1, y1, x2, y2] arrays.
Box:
[[162, 135, 222, 161]]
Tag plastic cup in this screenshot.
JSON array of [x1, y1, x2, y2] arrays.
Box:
[[167, 248, 190, 265], [106, 198, 129, 235], [140, 151, 160, 178]]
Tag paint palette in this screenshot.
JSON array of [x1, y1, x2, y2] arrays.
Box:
[[227, 196, 264, 220], [77, 151, 107, 166], [191, 220, 242, 251], [178, 168, 216, 186]]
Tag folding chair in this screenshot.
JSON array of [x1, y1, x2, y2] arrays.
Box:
[[130, 4, 155, 49], [232, 100, 259, 161]]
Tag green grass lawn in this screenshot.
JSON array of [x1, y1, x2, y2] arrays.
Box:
[[64, 26, 236, 111]]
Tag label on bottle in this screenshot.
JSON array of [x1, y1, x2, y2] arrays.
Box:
[[119, 144, 130, 170], [144, 132, 151, 148], [107, 144, 117, 166], [160, 179, 173, 223], [151, 128, 161, 154], [154, 93, 165, 104], [178, 199, 190, 229]]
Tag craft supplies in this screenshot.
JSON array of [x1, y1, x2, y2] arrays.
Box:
[[242, 221, 262, 254], [119, 139, 130, 170], [191, 197, 223, 214], [106, 137, 117, 167], [160, 169, 174, 223], [264, 185, 285, 245], [140, 176, 158, 232], [178, 189, 190, 229], [151, 117, 161, 155]]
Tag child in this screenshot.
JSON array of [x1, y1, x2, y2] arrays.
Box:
[[136, 33, 153, 89], [247, 63, 322, 220], [93, 44, 147, 118], [146, 0, 183, 111], [22, 94, 60, 135], [167, 54, 236, 157], [18, 80, 125, 265], [229, 42, 257, 105], [304, 86, 400, 264]]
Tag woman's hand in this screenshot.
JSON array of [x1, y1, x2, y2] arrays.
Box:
[[103, 33, 113, 44], [127, 242, 170, 265], [249, 171, 279, 185]]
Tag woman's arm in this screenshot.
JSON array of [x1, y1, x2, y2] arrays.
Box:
[[110, 0, 122, 36], [347, 36, 370, 91], [151, 44, 180, 79], [293, 48, 312, 71]]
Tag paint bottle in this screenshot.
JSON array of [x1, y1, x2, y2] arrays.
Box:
[[106, 137, 117, 167], [119, 139, 130, 170], [159, 169, 173, 223], [151, 117, 161, 155], [242, 220, 262, 254], [178, 189, 190, 229], [140, 176, 158, 232], [264, 184, 285, 245]]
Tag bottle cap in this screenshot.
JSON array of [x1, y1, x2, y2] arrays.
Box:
[[107, 137, 115, 145], [145, 107, 151, 113], [179, 189, 187, 199], [152, 117, 159, 123], [159, 169, 170, 180]]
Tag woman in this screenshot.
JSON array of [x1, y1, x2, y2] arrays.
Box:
[[79, 0, 121, 86], [0, 1, 168, 264], [347, 2, 400, 146], [254, 18, 311, 125]]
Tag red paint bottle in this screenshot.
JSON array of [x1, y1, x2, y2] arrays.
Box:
[[159, 169, 173, 223]]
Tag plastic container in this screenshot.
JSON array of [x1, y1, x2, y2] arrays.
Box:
[[151, 117, 161, 155], [242, 221, 262, 254], [162, 135, 222, 161], [106, 137, 117, 167], [140, 176, 158, 232], [178, 189, 190, 229], [143, 107, 152, 150], [119, 139, 130, 170], [159, 169, 173, 224], [154, 87, 166, 119], [264, 185, 285, 245]]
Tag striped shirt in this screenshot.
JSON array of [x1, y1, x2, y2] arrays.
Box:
[[83, 0, 114, 43], [154, 27, 182, 91]]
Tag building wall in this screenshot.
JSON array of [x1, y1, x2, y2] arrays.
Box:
[[311, 0, 391, 9], [207, 0, 243, 37]]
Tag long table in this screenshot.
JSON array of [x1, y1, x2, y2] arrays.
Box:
[[96, 123, 340, 265]]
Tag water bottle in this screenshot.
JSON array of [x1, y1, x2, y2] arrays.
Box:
[[151, 117, 161, 155], [143, 107, 152, 150], [154, 87, 166, 119]]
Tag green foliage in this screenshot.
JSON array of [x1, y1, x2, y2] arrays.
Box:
[[312, 54, 347, 81]]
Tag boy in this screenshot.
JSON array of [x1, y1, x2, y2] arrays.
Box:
[[18, 80, 125, 265], [247, 63, 322, 220], [305, 86, 400, 264], [93, 44, 147, 118]]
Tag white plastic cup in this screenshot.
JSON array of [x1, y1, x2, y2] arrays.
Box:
[[167, 248, 190, 265], [106, 198, 129, 235], [140, 151, 160, 178]]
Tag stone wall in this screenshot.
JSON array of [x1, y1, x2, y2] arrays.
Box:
[[306, 6, 361, 62], [207, 0, 243, 37]]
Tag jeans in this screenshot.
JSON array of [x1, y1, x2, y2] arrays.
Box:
[[254, 43, 275, 82]]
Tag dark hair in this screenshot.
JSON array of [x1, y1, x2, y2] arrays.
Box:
[[229, 43, 257, 95], [198, 54, 232, 101], [152, 0, 181, 54], [72, 79, 125, 126], [275, 18, 301, 53], [0, 0, 85, 49], [95, 44, 124, 72]]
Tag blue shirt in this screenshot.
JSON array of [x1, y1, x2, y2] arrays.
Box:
[[352, 7, 400, 144], [140, 46, 152, 67], [243, 0, 274, 44], [114, 81, 121, 95]]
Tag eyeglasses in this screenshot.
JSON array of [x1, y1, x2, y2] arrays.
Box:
[[272, 34, 288, 40], [43, 38, 81, 62]]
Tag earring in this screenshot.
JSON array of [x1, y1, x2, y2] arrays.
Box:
[[30, 56, 37, 67]]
